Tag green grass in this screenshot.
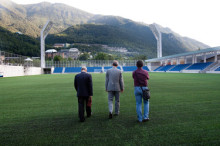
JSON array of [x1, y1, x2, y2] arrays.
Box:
[[0, 73, 220, 145]]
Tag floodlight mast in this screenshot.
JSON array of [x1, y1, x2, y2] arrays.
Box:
[[41, 20, 53, 68], [149, 24, 162, 58]]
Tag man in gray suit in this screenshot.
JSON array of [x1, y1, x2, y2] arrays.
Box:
[[105, 60, 124, 119]]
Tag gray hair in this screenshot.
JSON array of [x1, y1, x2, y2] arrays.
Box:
[[81, 66, 87, 71]]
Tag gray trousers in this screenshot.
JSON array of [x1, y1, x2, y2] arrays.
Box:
[[108, 91, 120, 114]]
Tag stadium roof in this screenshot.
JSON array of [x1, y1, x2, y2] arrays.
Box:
[[146, 46, 220, 62]]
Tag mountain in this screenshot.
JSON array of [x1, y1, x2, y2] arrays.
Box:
[[153, 23, 210, 51], [47, 23, 207, 58], [0, 0, 94, 37], [0, 0, 210, 58], [0, 26, 40, 56]]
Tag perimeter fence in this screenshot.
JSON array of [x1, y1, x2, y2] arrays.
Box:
[[0, 50, 40, 67], [46, 60, 142, 68]]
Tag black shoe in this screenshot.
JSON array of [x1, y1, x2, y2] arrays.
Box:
[[80, 118, 85, 122], [137, 120, 142, 123], [109, 113, 113, 119], [87, 114, 91, 118], [143, 118, 149, 122]]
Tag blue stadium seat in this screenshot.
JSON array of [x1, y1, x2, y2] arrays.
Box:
[[143, 66, 150, 71], [122, 66, 150, 72], [123, 66, 137, 72], [169, 64, 191, 71], [87, 67, 102, 72], [154, 66, 163, 71], [215, 66, 220, 71], [186, 62, 213, 70], [154, 65, 175, 72], [53, 67, 63, 73], [64, 67, 81, 73]]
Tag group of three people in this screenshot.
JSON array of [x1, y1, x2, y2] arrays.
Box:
[[74, 60, 150, 123]]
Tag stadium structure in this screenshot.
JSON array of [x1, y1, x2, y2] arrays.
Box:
[[50, 47, 220, 74], [1, 22, 220, 77]]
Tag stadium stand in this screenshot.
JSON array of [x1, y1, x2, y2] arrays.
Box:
[[186, 62, 213, 70], [123, 66, 137, 72], [53, 67, 63, 73], [143, 66, 150, 71], [215, 66, 220, 71], [122, 66, 150, 72], [64, 67, 81, 73], [159, 65, 175, 71], [154, 66, 164, 71], [87, 67, 102, 72], [154, 65, 175, 72], [169, 64, 191, 72]]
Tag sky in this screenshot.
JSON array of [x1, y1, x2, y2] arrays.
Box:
[[11, 0, 220, 47]]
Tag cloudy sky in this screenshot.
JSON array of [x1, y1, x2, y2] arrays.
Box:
[[11, 0, 220, 47]]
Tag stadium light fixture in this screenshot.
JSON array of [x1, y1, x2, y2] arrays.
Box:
[[41, 20, 53, 68], [150, 24, 162, 58]]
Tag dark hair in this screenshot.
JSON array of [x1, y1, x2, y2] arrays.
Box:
[[136, 60, 143, 68], [112, 60, 118, 66]]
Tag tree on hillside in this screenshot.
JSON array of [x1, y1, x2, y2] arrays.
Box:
[[94, 52, 114, 60], [78, 53, 90, 60], [133, 54, 147, 60], [53, 55, 63, 61]]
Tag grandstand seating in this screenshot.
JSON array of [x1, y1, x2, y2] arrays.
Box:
[[53, 67, 63, 73], [143, 66, 150, 71], [169, 64, 191, 72], [123, 66, 137, 72], [64, 67, 81, 73], [154, 65, 175, 72], [186, 62, 213, 70], [87, 67, 102, 72], [215, 66, 220, 71], [153, 66, 164, 71], [123, 66, 150, 72]]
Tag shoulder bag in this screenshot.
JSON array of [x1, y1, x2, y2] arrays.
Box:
[[135, 71, 150, 100]]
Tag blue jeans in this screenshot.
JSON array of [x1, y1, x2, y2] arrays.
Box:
[[134, 86, 149, 122]]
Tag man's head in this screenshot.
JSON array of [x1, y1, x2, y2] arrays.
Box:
[[81, 66, 87, 72], [136, 60, 143, 68], [112, 60, 118, 67]]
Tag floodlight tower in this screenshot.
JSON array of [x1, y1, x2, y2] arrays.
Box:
[[41, 20, 53, 68], [149, 24, 162, 58]]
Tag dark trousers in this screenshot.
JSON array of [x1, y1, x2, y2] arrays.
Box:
[[78, 96, 91, 121]]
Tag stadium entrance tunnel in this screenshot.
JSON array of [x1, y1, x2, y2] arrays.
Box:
[[43, 68, 51, 74]]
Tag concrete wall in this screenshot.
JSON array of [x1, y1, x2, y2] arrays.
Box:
[[0, 65, 42, 77]]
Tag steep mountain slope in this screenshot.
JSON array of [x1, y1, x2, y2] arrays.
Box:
[[0, 0, 210, 58], [0, 0, 94, 37], [0, 26, 40, 56], [47, 23, 205, 58], [0, 0, 40, 37], [153, 23, 210, 51]]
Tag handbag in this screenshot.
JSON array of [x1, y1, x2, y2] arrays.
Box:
[[135, 71, 150, 100], [141, 87, 150, 100]]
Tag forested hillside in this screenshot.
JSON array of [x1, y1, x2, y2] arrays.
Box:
[[0, 26, 40, 56]]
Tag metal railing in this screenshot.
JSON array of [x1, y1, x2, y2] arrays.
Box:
[[46, 60, 141, 68], [0, 50, 40, 67]]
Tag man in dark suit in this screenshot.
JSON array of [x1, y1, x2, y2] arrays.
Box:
[[74, 66, 93, 122]]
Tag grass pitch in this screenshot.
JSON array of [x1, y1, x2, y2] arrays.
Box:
[[0, 73, 220, 145]]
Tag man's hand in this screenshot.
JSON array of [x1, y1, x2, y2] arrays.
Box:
[[121, 90, 124, 93]]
